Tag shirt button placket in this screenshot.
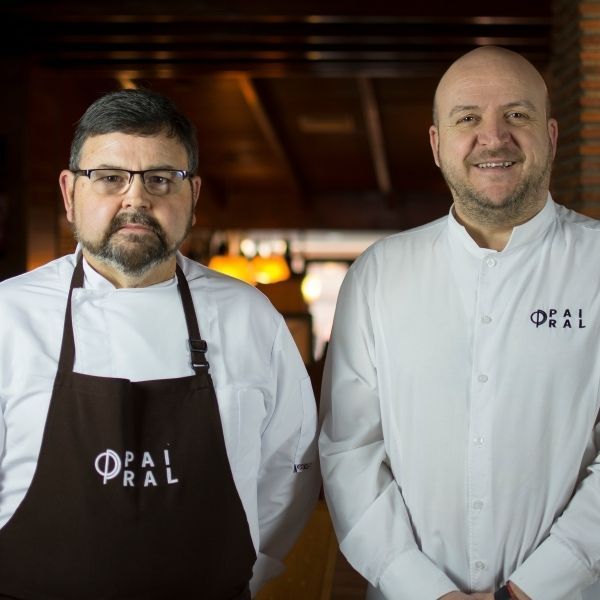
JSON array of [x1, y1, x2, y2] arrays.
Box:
[[468, 253, 498, 589]]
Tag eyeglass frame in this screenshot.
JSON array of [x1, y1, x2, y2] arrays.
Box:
[[72, 168, 194, 196]]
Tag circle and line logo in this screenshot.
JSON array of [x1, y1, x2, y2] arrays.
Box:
[[95, 449, 122, 484]]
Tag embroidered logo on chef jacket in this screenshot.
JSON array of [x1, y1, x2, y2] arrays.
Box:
[[530, 308, 586, 329], [94, 448, 180, 487], [294, 462, 313, 472]]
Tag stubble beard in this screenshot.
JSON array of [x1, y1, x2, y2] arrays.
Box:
[[74, 208, 193, 278], [439, 144, 554, 227]]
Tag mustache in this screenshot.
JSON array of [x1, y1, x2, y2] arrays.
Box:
[[107, 212, 166, 243]]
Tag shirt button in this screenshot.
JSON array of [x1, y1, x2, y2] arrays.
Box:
[[481, 315, 492, 324], [473, 436, 485, 446], [472, 500, 484, 510], [486, 257, 497, 267], [477, 374, 488, 383], [474, 560, 486, 570]]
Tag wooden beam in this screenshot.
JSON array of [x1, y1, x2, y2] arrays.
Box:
[[358, 76, 392, 199], [236, 75, 304, 199]]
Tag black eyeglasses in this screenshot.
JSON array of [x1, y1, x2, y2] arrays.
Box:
[[73, 169, 193, 197]]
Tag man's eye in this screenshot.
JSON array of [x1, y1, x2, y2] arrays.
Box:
[[147, 176, 170, 185], [457, 115, 477, 124], [102, 175, 125, 183], [507, 112, 528, 120]]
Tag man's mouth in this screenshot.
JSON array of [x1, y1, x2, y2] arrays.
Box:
[[475, 161, 516, 169], [118, 223, 153, 232], [108, 212, 163, 240]]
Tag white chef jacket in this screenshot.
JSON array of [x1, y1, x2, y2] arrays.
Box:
[[319, 196, 600, 600], [0, 249, 320, 594]]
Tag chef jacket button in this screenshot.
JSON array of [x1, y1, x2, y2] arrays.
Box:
[[472, 499, 484, 510], [481, 315, 492, 324], [474, 560, 486, 570], [477, 374, 488, 383], [473, 436, 485, 446], [485, 257, 497, 267]]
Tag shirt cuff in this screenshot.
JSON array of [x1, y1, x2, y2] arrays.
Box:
[[510, 536, 597, 600], [377, 548, 458, 600], [249, 552, 284, 597]]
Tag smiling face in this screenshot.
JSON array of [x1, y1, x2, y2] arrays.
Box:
[[60, 131, 201, 286], [429, 47, 558, 229]]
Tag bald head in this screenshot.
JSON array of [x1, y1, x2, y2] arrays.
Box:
[[428, 45, 558, 238], [433, 46, 551, 126]]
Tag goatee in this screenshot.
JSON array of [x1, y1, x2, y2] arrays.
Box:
[[76, 211, 188, 278]]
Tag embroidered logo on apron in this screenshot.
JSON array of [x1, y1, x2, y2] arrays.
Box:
[[94, 448, 180, 487]]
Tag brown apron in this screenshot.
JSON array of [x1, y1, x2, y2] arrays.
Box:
[[0, 257, 256, 599]]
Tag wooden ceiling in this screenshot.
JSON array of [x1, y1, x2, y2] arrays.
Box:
[[4, 0, 553, 230]]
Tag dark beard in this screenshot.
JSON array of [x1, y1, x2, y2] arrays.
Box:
[[76, 211, 186, 278], [440, 144, 553, 227]]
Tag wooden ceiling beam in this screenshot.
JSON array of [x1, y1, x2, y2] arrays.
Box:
[[236, 75, 304, 199], [358, 77, 392, 200]]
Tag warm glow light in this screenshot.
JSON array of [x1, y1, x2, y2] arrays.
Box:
[[252, 255, 291, 284], [257, 241, 272, 258], [208, 255, 256, 284], [240, 238, 257, 258], [271, 239, 287, 255], [301, 274, 322, 303], [117, 73, 138, 89]]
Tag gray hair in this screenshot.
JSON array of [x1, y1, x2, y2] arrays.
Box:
[[69, 89, 198, 173]]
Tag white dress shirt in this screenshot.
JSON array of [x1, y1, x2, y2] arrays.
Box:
[[319, 196, 600, 600], [0, 250, 320, 594]]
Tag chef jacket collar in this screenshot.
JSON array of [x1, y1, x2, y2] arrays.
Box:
[[447, 193, 556, 258]]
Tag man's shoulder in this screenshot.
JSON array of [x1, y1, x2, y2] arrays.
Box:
[[555, 202, 600, 233], [178, 254, 281, 319], [0, 254, 75, 300], [377, 214, 448, 247], [352, 215, 448, 270], [0, 255, 74, 338]]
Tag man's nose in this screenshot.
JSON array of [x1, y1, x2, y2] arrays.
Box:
[[477, 116, 511, 147], [121, 174, 151, 209]]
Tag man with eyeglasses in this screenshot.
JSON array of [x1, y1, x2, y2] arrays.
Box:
[[0, 89, 319, 598]]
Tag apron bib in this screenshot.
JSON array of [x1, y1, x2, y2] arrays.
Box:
[[0, 258, 256, 599]]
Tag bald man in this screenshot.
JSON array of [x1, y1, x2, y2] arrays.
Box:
[[320, 47, 600, 600]]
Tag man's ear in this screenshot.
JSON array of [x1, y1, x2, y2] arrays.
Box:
[[190, 176, 201, 226], [548, 118, 558, 160], [59, 170, 76, 223], [429, 125, 441, 168]]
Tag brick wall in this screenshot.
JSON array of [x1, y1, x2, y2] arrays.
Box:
[[551, 0, 600, 218]]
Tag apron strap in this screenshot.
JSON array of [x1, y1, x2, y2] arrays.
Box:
[[56, 256, 85, 373], [57, 256, 210, 375], [175, 264, 210, 374]]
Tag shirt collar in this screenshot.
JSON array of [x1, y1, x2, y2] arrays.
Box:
[[447, 193, 556, 258]]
